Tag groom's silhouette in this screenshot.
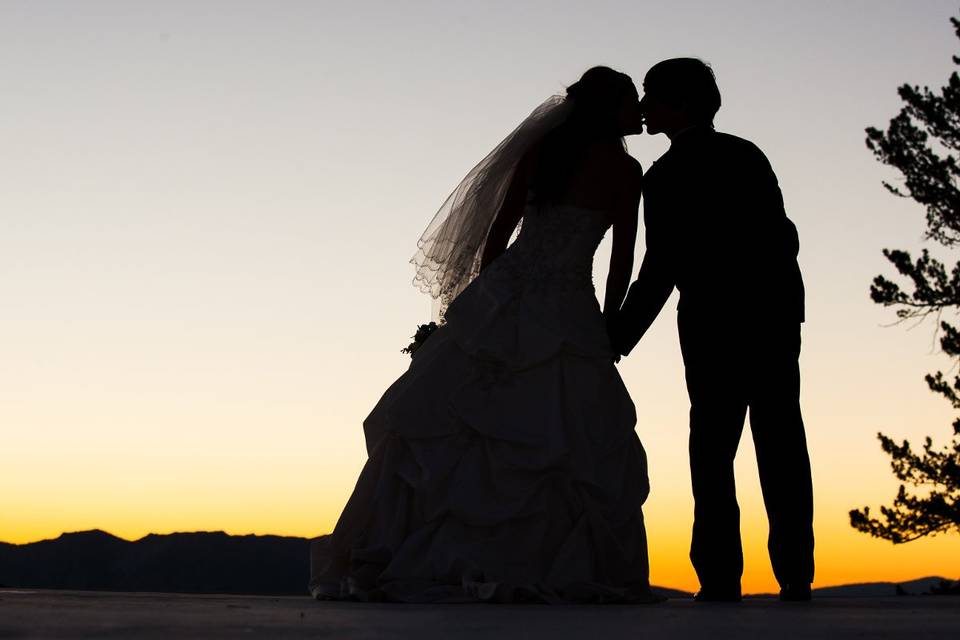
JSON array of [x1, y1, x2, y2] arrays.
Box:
[[614, 58, 814, 602]]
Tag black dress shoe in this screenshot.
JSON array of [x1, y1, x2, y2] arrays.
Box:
[[694, 587, 742, 602], [779, 583, 812, 602]]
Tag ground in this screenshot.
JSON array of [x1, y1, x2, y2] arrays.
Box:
[[0, 589, 957, 639]]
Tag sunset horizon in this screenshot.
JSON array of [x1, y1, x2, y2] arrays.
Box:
[[3, 523, 955, 596]]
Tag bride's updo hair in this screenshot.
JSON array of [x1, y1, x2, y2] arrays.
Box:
[[564, 66, 636, 132], [531, 66, 636, 204]]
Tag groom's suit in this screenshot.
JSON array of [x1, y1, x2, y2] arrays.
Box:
[[615, 125, 814, 591]]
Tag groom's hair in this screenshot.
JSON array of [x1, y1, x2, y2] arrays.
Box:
[[644, 58, 721, 126]]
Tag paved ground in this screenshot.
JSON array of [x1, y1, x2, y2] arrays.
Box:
[[0, 589, 957, 639]]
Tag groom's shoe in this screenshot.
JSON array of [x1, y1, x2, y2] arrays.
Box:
[[779, 583, 812, 602], [693, 586, 742, 603]]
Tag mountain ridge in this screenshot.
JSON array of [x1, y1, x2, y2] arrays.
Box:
[[1, 530, 955, 598]]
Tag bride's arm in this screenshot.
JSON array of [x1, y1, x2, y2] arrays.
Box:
[[603, 164, 642, 318], [479, 154, 532, 273]]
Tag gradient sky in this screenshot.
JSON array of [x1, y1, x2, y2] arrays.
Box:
[[3, 0, 959, 594]]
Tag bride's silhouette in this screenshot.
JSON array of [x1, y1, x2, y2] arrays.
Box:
[[310, 67, 656, 604]]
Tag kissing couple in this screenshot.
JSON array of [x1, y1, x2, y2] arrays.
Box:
[[310, 58, 814, 604]]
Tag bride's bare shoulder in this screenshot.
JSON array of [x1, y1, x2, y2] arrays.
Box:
[[624, 153, 643, 176], [599, 147, 643, 197], [616, 154, 643, 187], [588, 142, 642, 175]]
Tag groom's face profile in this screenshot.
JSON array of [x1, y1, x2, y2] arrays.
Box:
[[639, 88, 690, 137]]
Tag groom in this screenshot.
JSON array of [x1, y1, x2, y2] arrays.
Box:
[[613, 58, 814, 602]]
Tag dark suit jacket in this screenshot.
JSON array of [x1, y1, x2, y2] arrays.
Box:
[[616, 126, 804, 357]]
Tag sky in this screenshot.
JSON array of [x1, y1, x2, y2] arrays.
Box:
[[2, 0, 959, 594]]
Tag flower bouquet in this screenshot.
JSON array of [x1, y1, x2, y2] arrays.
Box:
[[401, 321, 441, 358]]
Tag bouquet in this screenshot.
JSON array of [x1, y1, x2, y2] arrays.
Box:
[[401, 321, 441, 358]]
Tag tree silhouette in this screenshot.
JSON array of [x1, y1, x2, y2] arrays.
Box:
[[849, 15, 960, 543]]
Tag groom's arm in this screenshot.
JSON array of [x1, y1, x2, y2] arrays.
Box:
[[615, 248, 674, 357]]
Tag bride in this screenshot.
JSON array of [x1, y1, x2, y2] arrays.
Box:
[[311, 66, 653, 604]]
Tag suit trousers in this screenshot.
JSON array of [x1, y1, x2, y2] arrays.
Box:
[[678, 312, 814, 590]]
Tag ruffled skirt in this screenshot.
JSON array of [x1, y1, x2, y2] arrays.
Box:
[[310, 271, 654, 604]]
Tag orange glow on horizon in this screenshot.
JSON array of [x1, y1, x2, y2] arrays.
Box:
[[4, 477, 958, 595]]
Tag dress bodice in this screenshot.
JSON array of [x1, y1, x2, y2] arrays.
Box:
[[492, 202, 613, 295], [442, 200, 615, 361]]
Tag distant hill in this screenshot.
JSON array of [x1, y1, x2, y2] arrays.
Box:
[[811, 577, 955, 598], [0, 530, 312, 595], [0, 531, 954, 598], [0, 530, 690, 598], [739, 576, 957, 599]]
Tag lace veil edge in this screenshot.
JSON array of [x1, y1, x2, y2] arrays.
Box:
[[410, 95, 572, 319]]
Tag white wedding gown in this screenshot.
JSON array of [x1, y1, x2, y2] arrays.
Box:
[[310, 201, 654, 604]]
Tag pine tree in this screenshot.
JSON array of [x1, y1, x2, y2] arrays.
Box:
[[848, 15, 960, 543]]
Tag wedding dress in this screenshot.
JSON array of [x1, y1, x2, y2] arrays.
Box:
[[310, 197, 654, 604]]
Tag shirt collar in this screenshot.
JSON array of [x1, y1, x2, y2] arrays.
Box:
[[668, 123, 714, 148]]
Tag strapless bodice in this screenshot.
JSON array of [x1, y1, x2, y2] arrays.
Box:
[[492, 202, 613, 296]]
